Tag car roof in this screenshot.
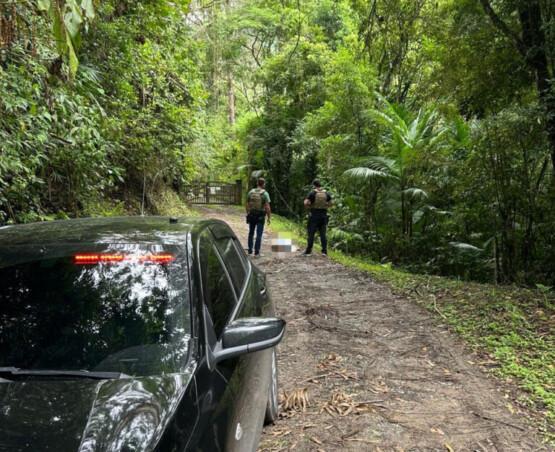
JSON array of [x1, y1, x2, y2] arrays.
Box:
[[0, 216, 214, 247]]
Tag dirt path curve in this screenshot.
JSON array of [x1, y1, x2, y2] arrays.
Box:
[[196, 206, 549, 452]]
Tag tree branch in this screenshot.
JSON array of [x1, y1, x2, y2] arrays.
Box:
[[478, 0, 527, 57], [286, 0, 302, 65]]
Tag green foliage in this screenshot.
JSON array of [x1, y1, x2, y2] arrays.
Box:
[[0, 34, 119, 222], [37, 0, 95, 75], [343, 98, 447, 239], [148, 186, 198, 218], [216, 0, 555, 288], [451, 106, 552, 283], [1, 0, 202, 224], [417, 0, 532, 114], [82, 1, 204, 193], [83, 199, 127, 218], [3, 0, 554, 287]]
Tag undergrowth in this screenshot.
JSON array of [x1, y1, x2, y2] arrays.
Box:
[[150, 188, 198, 218], [269, 214, 555, 443], [82, 187, 197, 219]]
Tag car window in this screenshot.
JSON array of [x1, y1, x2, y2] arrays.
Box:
[[199, 231, 236, 338], [0, 244, 191, 376], [209, 223, 235, 240], [213, 236, 248, 297]]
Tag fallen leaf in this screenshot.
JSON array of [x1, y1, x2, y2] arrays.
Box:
[[280, 388, 310, 415], [431, 427, 445, 435], [309, 436, 323, 445]]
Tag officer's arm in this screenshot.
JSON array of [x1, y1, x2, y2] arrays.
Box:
[[304, 192, 313, 209], [265, 203, 271, 223]]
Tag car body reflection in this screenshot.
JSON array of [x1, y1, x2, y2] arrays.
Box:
[[0, 217, 284, 451], [0, 368, 196, 452]]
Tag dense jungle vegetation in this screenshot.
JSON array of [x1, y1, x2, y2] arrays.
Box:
[[1, 0, 554, 287]]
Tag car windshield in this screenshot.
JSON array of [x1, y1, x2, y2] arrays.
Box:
[[0, 243, 191, 377]]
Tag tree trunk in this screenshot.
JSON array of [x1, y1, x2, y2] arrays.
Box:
[[224, 0, 235, 125], [227, 73, 236, 125], [401, 188, 407, 236], [480, 0, 555, 173], [493, 236, 499, 284], [518, 1, 555, 174]]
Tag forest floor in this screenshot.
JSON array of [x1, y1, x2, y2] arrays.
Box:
[[194, 205, 552, 451]]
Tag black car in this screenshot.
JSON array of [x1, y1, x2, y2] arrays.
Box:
[[0, 217, 284, 452]]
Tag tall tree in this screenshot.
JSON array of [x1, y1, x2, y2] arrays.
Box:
[[479, 0, 555, 173]]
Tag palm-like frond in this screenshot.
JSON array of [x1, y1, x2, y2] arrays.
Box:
[[367, 109, 395, 128], [450, 116, 471, 147], [343, 167, 390, 181], [371, 93, 409, 134], [237, 164, 252, 172], [403, 187, 429, 200], [449, 242, 483, 253], [425, 205, 451, 216], [366, 155, 400, 177], [328, 228, 364, 243], [429, 127, 450, 147]]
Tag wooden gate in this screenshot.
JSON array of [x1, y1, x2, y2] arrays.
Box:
[[183, 180, 243, 205]]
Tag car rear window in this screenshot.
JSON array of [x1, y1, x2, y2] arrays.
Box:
[[0, 244, 191, 376]]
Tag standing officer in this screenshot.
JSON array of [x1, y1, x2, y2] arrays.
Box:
[[246, 177, 271, 257], [303, 179, 332, 256]]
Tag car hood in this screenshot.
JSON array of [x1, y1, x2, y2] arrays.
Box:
[[0, 365, 195, 452]]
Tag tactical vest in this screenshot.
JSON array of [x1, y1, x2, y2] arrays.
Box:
[[312, 189, 329, 209], [248, 188, 266, 212]]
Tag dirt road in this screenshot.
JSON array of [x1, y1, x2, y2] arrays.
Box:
[[197, 206, 550, 451]]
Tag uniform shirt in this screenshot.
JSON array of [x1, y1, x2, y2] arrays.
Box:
[[306, 190, 332, 216], [247, 188, 271, 210]]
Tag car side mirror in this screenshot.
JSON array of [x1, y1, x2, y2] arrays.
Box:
[[212, 317, 285, 365]]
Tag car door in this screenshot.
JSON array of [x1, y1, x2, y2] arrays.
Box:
[[192, 228, 243, 451], [209, 224, 275, 451]]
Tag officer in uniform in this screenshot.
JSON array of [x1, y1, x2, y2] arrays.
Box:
[[303, 179, 332, 256], [246, 177, 271, 257]]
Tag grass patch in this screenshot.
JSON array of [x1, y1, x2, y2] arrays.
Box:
[[150, 188, 199, 217], [83, 199, 129, 217], [269, 214, 307, 246], [269, 213, 555, 443]]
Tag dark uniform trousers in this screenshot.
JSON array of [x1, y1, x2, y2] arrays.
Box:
[[247, 212, 265, 255], [306, 211, 328, 254]]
